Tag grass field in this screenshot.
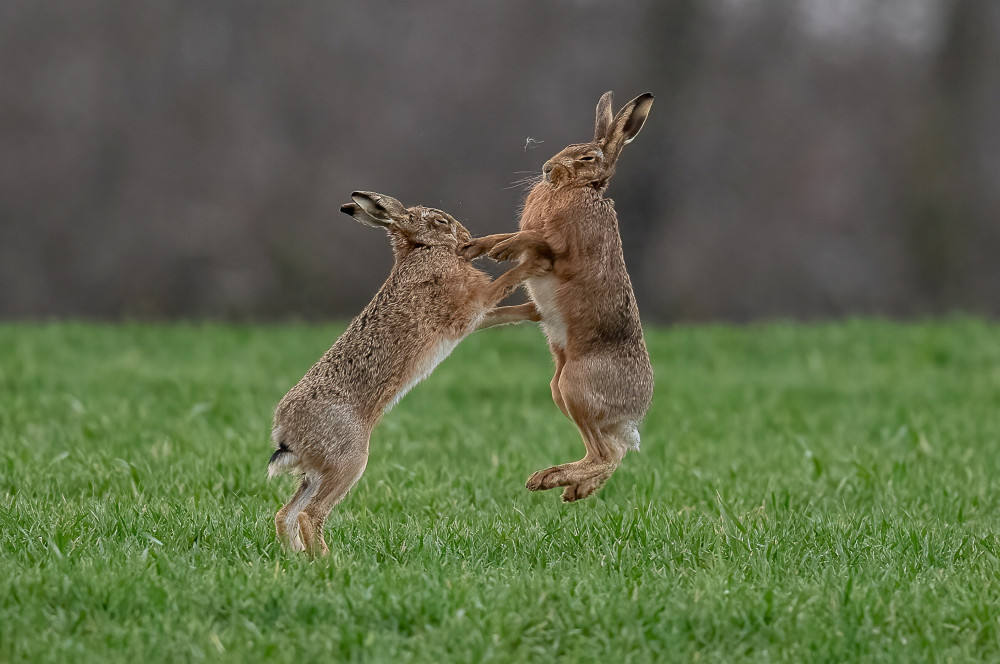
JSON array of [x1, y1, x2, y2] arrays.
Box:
[[2, 320, 1000, 662]]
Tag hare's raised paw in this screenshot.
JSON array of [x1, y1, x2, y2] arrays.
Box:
[[459, 240, 491, 260], [488, 238, 521, 263]]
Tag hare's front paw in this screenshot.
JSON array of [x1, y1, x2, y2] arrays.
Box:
[[489, 237, 521, 262], [459, 240, 490, 260]]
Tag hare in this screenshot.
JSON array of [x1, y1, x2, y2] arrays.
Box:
[[462, 91, 655, 502], [269, 191, 552, 555]]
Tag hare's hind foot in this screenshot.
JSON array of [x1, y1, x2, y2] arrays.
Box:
[[275, 472, 321, 553], [297, 512, 329, 557], [275, 510, 304, 552], [525, 461, 617, 502], [560, 475, 609, 502]]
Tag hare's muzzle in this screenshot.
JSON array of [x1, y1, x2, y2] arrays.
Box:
[[542, 161, 555, 182]]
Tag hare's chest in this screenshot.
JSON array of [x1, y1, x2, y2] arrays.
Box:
[[527, 275, 567, 348]]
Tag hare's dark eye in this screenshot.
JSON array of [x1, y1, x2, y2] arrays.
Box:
[[580, 155, 596, 162], [434, 217, 449, 226]]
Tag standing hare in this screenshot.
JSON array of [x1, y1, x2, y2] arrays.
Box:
[[462, 91, 655, 502], [269, 191, 552, 555]]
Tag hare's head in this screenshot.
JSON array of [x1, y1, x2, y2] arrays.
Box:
[[341, 192, 472, 254], [541, 91, 653, 191]]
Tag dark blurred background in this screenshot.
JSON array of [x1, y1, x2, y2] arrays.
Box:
[[2, 0, 998, 322]]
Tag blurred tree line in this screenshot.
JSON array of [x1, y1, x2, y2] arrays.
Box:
[[1, 0, 997, 322]]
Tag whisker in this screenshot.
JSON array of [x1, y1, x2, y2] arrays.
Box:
[[504, 174, 543, 191]]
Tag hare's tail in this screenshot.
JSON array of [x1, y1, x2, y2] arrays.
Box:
[[268, 443, 298, 478], [267, 428, 299, 478]]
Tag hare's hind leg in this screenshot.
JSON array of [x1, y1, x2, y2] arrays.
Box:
[[548, 345, 570, 420], [276, 473, 319, 552], [527, 360, 632, 501], [296, 449, 370, 557]]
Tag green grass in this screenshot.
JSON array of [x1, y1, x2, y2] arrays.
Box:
[[2, 320, 1000, 663]]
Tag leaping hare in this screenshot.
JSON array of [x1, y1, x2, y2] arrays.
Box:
[[462, 91, 655, 502], [269, 191, 552, 555]]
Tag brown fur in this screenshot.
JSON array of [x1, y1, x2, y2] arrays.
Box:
[[461, 91, 655, 501], [269, 191, 551, 555]]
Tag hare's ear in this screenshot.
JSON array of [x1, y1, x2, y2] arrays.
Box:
[[613, 92, 654, 145], [594, 91, 614, 142], [341, 202, 390, 228], [604, 92, 654, 161], [343, 191, 407, 228]]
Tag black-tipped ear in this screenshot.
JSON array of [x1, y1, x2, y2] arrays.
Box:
[[351, 191, 405, 222], [602, 92, 654, 163], [341, 201, 391, 228], [617, 92, 654, 145], [594, 91, 614, 142]]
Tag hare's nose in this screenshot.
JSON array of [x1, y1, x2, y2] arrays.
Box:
[[542, 162, 554, 175]]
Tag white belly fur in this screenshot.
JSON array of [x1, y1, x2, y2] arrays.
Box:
[[622, 420, 641, 451], [527, 275, 567, 348], [385, 335, 463, 412]]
